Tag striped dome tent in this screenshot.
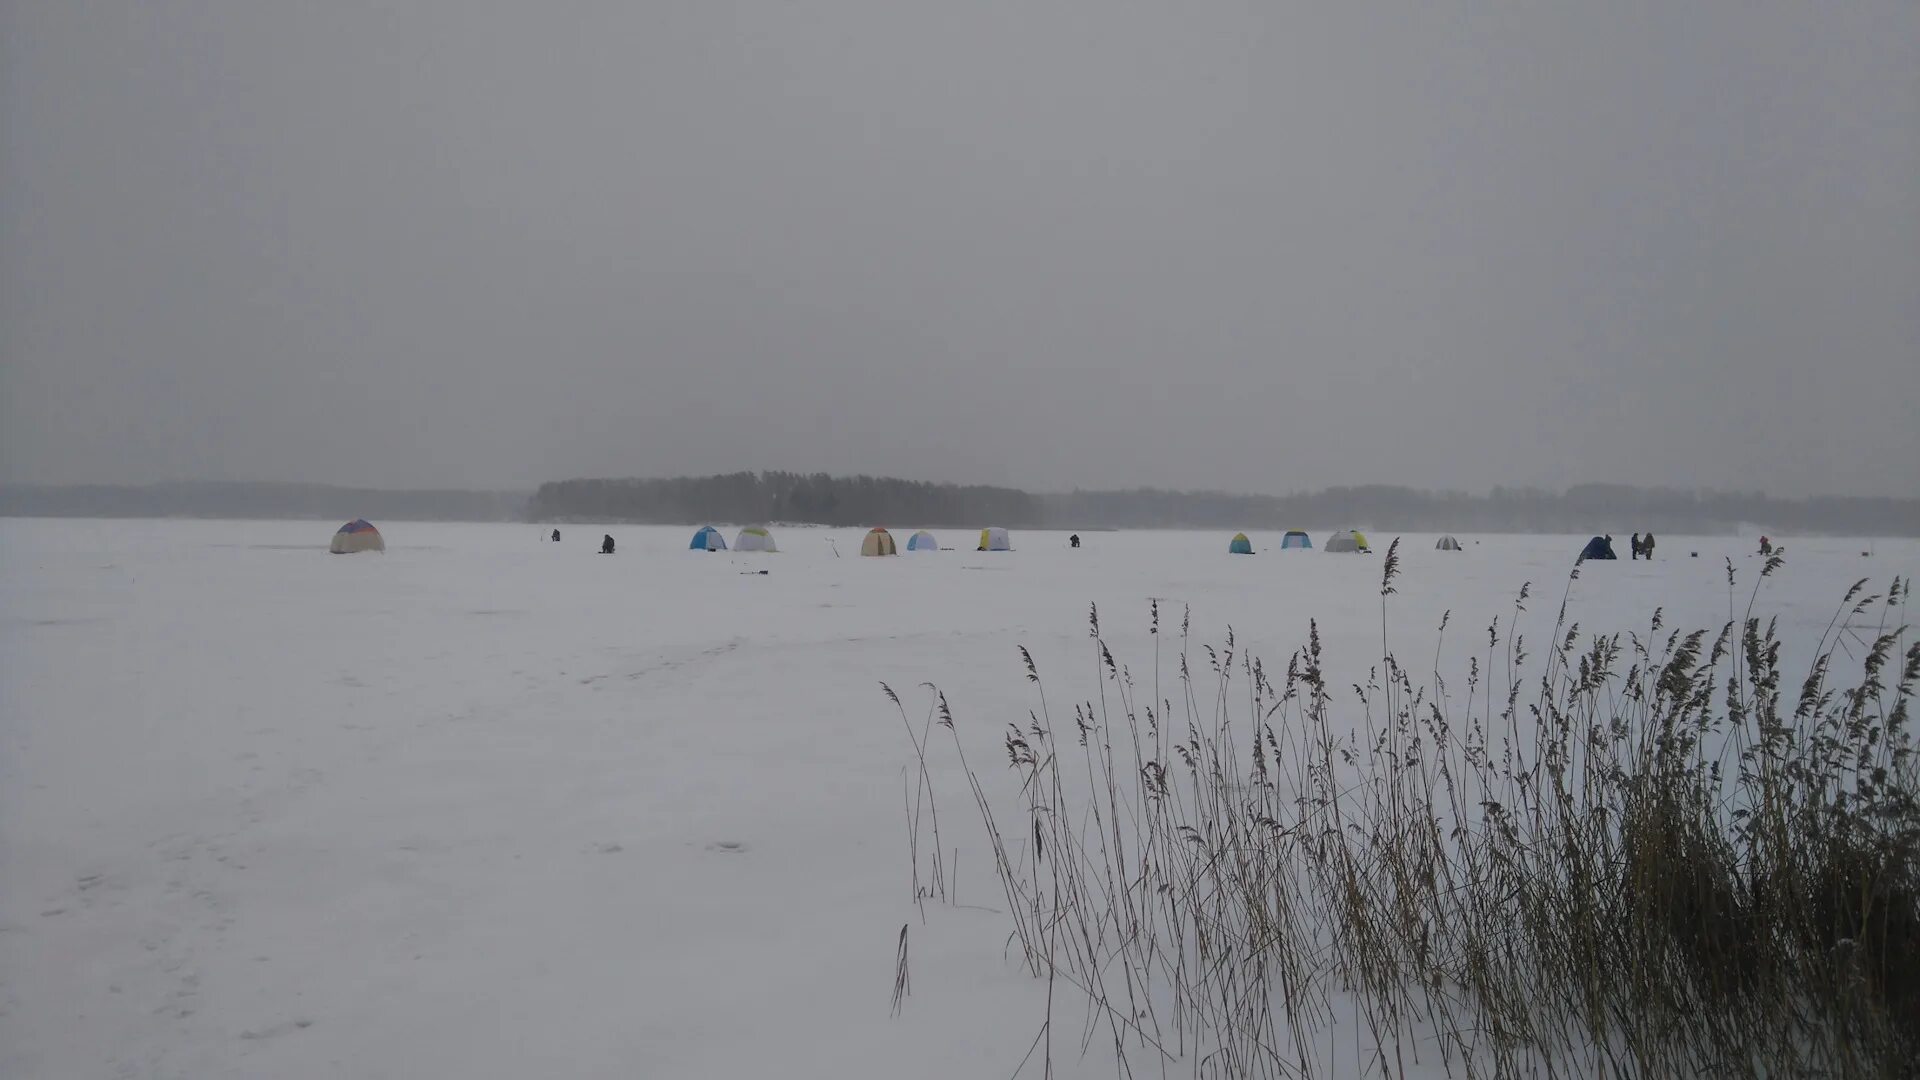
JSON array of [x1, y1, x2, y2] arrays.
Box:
[[861, 527, 898, 556], [1280, 530, 1312, 550], [329, 519, 385, 554], [906, 530, 940, 552], [1436, 535, 1462, 551], [1229, 532, 1255, 555]]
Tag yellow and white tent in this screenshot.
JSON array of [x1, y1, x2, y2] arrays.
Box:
[[735, 526, 778, 552], [1324, 530, 1370, 553]]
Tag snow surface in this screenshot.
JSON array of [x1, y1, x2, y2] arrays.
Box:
[[2, 519, 1913, 1079]]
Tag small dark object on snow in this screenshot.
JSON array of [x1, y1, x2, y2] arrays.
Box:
[[1069, 534, 1081, 549], [552, 529, 561, 542], [600, 534, 615, 555]]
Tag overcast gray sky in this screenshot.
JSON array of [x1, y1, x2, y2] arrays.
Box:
[[3, 2, 1915, 497]]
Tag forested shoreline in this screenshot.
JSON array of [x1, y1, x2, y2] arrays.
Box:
[[530, 473, 1920, 536], [6, 475, 1915, 535]]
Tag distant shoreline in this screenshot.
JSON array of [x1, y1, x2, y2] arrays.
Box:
[[6, 476, 1918, 537]]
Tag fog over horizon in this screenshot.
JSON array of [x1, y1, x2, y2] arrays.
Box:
[[3, 3, 1916, 499]]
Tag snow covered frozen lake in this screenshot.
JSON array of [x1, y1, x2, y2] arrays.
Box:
[[3, 518, 1914, 1079]]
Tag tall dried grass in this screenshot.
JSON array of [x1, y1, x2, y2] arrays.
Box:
[[887, 542, 1917, 1078]]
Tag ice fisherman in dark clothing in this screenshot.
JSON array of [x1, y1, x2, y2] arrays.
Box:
[[1642, 533, 1654, 559], [600, 534, 615, 554], [1631, 533, 1642, 560], [1069, 534, 1081, 549], [552, 529, 561, 542]]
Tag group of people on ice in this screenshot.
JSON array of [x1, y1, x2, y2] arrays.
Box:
[[1582, 533, 1657, 561]]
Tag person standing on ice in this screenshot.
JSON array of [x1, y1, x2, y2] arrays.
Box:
[[1643, 533, 1655, 559], [552, 529, 561, 542], [600, 534, 615, 554], [1631, 533, 1642, 560], [1069, 534, 1081, 549]]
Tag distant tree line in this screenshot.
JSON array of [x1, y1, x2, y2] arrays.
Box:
[[529, 472, 1038, 528], [1040, 484, 1920, 534], [7, 476, 1916, 536], [532, 474, 1920, 536]]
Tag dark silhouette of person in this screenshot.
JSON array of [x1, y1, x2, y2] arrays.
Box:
[[1069, 534, 1081, 549], [1759, 536, 1772, 555], [1643, 533, 1654, 559], [1631, 532, 1642, 560], [552, 529, 561, 542], [600, 534, 615, 555]]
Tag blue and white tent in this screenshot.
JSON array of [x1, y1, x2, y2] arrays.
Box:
[[906, 530, 940, 552], [690, 525, 727, 551]]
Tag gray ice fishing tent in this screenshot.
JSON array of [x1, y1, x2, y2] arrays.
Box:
[[1578, 536, 1617, 561]]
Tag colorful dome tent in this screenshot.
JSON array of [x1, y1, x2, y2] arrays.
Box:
[[1436, 535, 1462, 551], [861, 527, 898, 556], [690, 525, 727, 551], [1229, 533, 1255, 555], [735, 526, 778, 552], [1280, 530, 1312, 550], [977, 527, 1012, 551], [906, 530, 940, 552], [1324, 530, 1370, 553], [329, 519, 385, 554], [1578, 535, 1617, 562]]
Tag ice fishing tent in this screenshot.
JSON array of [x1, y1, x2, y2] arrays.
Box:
[[1578, 536, 1617, 561], [906, 530, 939, 552], [1280, 530, 1312, 550], [329, 519, 385, 554], [735, 526, 778, 552], [977, 527, 1012, 551], [1436, 535, 1462, 551], [1229, 533, 1255, 555], [1324, 530, 1369, 553], [861, 527, 897, 556], [690, 525, 727, 551]]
